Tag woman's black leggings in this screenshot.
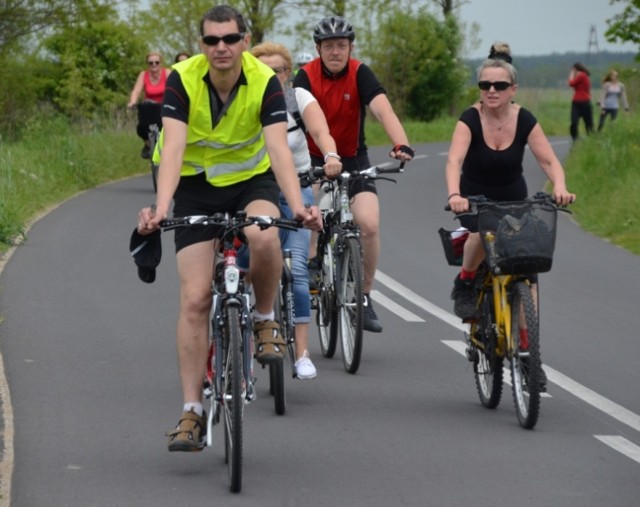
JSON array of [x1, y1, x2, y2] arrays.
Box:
[[570, 100, 593, 140]]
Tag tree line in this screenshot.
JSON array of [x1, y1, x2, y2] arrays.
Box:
[[1, 0, 637, 140]]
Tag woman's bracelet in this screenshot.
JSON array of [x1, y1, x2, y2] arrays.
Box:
[[447, 193, 461, 201], [324, 152, 341, 163]]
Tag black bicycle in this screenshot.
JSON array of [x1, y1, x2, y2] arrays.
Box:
[[160, 211, 300, 492], [269, 249, 297, 415], [135, 101, 161, 192], [300, 162, 404, 374]]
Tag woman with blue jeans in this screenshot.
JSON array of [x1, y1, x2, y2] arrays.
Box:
[[251, 42, 342, 379]]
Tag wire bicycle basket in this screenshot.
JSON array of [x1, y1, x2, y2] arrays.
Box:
[[478, 200, 558, 275]]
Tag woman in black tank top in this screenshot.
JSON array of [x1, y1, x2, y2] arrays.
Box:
[[444, 42, 576, 321]]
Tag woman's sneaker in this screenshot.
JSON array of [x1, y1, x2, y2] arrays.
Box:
[[451, 274, 478, 320], [295, 350, 317, 379]]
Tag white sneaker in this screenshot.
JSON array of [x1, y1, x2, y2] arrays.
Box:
[[295, 350, 317, 380]]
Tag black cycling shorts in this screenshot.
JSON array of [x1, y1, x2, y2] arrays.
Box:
[[172, 170, 280, 253]]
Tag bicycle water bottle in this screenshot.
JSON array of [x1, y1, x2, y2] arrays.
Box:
[[340, 191, 352, 221], [484, 231, 501, 274]]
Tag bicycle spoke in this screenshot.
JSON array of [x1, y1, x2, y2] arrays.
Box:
[[338, 237, 363, 374], [472, 286, 503, 408]]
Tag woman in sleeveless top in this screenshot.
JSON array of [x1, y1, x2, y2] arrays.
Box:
[[127, 52, 171, 158], [445, 42, 575, 322]]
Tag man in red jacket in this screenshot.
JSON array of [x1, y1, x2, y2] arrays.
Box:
[[293, 16, 414, 333]]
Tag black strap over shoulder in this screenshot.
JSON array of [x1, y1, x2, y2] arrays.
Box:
[[284, 87, 307, 134]]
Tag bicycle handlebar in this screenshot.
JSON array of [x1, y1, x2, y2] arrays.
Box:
[[159, 213, 302, 232], [299, 161, 405, 188], [444, 192, 572, 215]]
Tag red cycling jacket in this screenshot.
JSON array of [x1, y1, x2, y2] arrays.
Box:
[[303, 58, 363, 158]]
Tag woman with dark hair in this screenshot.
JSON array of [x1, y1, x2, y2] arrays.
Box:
[[568, 62, 593, 142]]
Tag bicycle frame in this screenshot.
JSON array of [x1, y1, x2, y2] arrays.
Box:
[[476, 272, 530, 359]]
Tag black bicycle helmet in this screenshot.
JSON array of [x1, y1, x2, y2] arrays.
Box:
[[313, 16, 355, 43]]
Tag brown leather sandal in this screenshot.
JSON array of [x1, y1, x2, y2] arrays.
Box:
[[254, 320, 286, 364], [166, 409, 207, 452]]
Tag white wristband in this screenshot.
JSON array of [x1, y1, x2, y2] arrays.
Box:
[[324, 152, 341, 163]]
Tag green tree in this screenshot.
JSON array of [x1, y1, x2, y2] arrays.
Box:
[[606, 0, 640, 60], [0, 0, 69, 53], [365, 4, 467, 121], [44, 2, 146, 117]]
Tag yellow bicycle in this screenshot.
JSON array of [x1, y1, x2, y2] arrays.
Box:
[[441, 192, 569, 429]]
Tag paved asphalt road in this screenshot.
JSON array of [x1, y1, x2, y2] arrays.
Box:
[[0, 141, 639, 506]]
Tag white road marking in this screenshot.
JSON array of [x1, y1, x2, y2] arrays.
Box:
[[370, 290, 424, 322], [377, 270, 640, 430], [595, 436, 640, 464], [376, 270, 467, 331]]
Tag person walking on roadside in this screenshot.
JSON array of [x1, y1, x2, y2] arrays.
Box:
[[292, 16, 414, 333], [568, 62, 593, 142], [598, 69, 630, 131]]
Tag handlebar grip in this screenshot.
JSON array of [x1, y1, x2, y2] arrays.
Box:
[[277, 218, 304, 230]]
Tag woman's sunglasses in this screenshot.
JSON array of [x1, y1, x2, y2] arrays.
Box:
[[202, 33, 246, 46], [478, 81, 512, 91], [147, 60, 160, 66]]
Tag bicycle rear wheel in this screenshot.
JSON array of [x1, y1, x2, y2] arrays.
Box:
[[317, 235, 338, 357], [472, 289, 503, 408], [222, 304, 244, 493], [510, 281, 542, 429], [337, 236, 364, 374]]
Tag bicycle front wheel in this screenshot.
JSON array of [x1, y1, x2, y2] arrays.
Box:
[[337, 236, 364, 374], [472, 288, 504, 408], [222, 304, 244, 493], [510, 281, 542, 430], [317, 235, 338, 358]]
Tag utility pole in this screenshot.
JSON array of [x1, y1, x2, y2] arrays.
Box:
[[586, 24, 599, 64]]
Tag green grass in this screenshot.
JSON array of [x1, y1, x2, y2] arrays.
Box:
[[0, 112, 146, 249], [1, 92, 638, 257], [563, 115, 640, 254]]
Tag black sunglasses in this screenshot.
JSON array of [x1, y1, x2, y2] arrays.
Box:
[[202, 33, 246, 46], [478, 81, 512, 91], [147, 60, 160, 66]]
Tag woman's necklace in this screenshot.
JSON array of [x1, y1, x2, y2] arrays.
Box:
[[480, 104, 511, 130]]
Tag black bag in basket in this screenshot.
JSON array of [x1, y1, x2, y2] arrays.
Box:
[[494, 207, 556, 274]]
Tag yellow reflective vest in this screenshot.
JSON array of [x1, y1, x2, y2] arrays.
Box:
[[156, 52, 274, 187]]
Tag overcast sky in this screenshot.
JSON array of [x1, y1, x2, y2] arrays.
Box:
[[459, 0, 637, 58]]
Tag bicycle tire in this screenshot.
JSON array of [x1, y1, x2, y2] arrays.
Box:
[[510, 281, 542, 429], [317, 235, 338, 358], [472, 288, 504, 408], [151, 163, 159, 193], [267, 286, 292, 415], [269, 361, 286, 416], [337, 236, 364, 374], [222, 304, 243, 493], [148, 127, 159, 193]]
